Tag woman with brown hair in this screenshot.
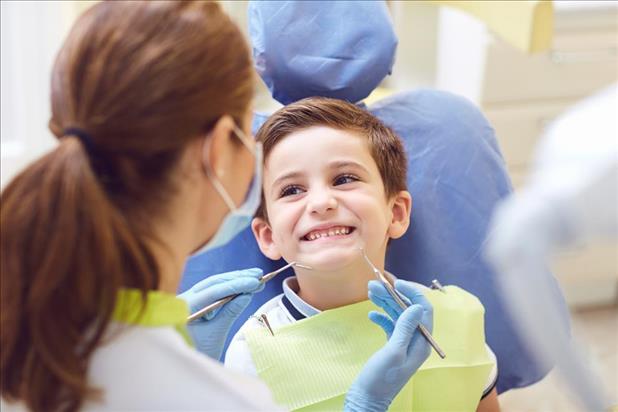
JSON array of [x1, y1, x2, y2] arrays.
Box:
[[1, 2, 429, 411]]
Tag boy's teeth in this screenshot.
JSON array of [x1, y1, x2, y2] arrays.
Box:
[[305, 226, 351, 241]]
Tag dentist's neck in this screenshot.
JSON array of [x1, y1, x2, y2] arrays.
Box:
[[294, 257, 383, 311]]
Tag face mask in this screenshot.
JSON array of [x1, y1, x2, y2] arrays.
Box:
[[191, 125, 263, 257]]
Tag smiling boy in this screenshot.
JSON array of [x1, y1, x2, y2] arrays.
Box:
[[225, 98, 499, 411]]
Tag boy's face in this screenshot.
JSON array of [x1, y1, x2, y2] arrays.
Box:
[[252, 126, 411, 271]]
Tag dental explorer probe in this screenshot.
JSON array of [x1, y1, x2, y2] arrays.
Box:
[[187, 261, 312, 322], [359, 248, 447, 359]]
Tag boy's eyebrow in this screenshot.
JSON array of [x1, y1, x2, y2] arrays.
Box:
[[328, 160, 370, 174]]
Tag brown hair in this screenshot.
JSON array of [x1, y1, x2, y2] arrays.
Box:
[[255, 97, 408, 219], [0, 2, 253, 411]]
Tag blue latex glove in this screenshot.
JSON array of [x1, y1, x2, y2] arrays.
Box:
[[344, 280, 433, 412], [178, 268, 264, 361]]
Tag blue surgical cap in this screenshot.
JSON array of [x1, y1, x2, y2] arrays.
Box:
[[249, 1, 397, 104]]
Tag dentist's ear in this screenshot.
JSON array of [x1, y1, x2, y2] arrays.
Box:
[[201, 115, 237, 178], [251, 217, 282, 260], [388, 191, 412, 239]]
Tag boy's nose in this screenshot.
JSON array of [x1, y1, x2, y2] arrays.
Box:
[[307, 189, 338, 215]]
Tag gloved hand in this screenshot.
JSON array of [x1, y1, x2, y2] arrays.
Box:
[[344, 280, 433, 412], [177, 268, 264, 361]]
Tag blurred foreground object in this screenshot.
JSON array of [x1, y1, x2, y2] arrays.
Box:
[[486, 84, 617, 411]]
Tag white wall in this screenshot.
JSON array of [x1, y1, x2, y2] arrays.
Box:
[[0, 1, 81, 189]]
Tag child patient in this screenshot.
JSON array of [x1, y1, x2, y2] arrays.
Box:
[[225, 97, 500, 412]]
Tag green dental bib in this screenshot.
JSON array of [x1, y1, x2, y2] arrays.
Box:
[[245, 285, 493, 411]]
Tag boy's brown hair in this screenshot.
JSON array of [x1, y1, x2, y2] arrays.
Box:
[[255, 97, 408, 219]]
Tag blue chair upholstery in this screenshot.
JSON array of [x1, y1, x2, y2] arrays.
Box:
[[180, 1, 570, 393], [248, 0, 397, 105]]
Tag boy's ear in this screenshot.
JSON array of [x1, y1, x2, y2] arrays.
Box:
[[387, 191, 412, 239], [251, 217, 282, 260]]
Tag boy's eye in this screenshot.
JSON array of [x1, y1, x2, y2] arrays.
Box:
[[333, 174, 359, 186], [280, 185, 304, 198]]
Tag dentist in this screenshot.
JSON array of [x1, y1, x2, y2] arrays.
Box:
[[0, 2, 431, 411]]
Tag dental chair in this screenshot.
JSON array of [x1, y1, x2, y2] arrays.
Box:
[[180, 1, 570, 394]]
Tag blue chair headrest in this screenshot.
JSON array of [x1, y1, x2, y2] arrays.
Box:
[[248, 1, 397, 104]]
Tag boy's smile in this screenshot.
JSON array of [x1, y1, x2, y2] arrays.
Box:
[[302, 224, 354, 242], [252, 126, 408, 272]]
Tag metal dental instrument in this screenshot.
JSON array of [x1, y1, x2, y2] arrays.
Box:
[[359, 249, 446, 359], [187, 261, 312, 322], [258, 314, 275, 336], [430, 279, 446, 293]]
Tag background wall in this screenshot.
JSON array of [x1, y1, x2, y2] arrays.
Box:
[[1, 1, 77, 189]]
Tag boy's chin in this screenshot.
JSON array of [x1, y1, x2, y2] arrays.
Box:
[[294, 248, 360, 272]]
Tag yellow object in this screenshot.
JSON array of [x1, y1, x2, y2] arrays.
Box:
[[432, 1, 553, 53], [363, 87, 396, 106], [245, 285, 494, 411], [113, 288, 192, 346]]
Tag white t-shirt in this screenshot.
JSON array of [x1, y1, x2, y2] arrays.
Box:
[[2, 323, 282, 412], [225, 277, 498, 398]]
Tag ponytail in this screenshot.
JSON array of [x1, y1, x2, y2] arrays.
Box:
[[1, 137, 159, 411]]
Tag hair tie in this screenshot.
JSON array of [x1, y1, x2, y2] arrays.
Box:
[[63, 127, 96, 156], [62, 127, 114, 183]]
